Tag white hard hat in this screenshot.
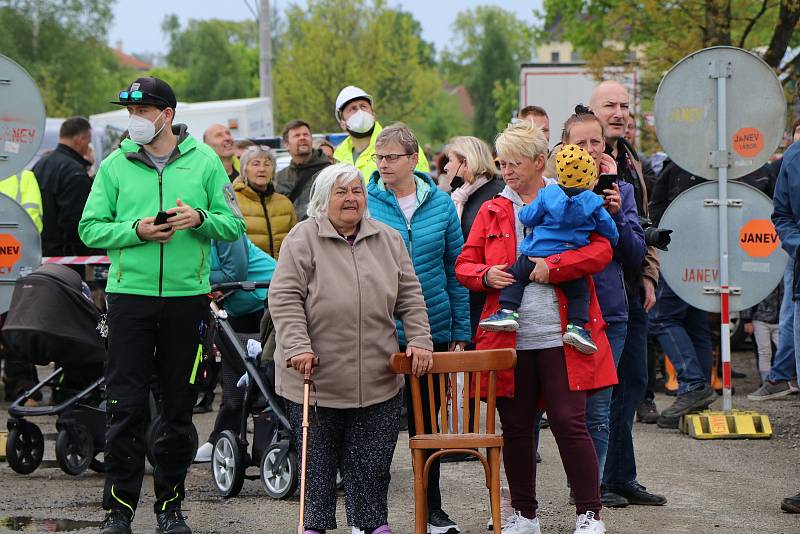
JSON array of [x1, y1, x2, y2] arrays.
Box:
[[335, 85, 372, 119]]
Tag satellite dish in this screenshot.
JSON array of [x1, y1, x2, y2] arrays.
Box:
[[654, 46, 785, 180], [0, 54, 46, 179]]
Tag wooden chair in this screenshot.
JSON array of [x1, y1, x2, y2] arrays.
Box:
[[389, 348, 516, 534]]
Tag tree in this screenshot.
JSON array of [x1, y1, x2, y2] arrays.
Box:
[[540, 0, 800, 78], [492, 79, 518, 134], [273, 0, 442, 138], [157, 16, 260, 101], [441, 7, 535, 141], [0, 0, 135, 116]]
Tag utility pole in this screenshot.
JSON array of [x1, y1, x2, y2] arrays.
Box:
[[259, 0, 273, 103]]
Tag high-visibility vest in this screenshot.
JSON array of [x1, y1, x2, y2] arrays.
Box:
[[0, 170, 44, 233]]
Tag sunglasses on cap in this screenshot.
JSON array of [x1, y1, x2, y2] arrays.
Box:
[[118, 90, 169, 106]]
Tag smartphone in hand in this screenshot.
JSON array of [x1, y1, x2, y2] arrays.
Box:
[[593, 175, 615, 196], [154, 211, 176, 226]]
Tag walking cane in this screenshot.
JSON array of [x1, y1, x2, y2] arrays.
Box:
[[288, 356, 318, 534]]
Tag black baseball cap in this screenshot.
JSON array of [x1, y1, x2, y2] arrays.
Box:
[[110, 77, 177, 110]]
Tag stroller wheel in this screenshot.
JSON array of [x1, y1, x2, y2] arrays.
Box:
[[212, 431, 245, 498], [145, 414, 199, 468], [260, 443, 298, 499], [55, 424, 93, 475], [145, 414, 161, 468], [6, 420, 44, 474], [89, 458, 105, 473]]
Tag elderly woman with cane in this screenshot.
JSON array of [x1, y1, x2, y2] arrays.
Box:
[[270, 163, 433, 534]]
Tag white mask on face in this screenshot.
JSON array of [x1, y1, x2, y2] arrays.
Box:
[[128, 110, 166, 145], [345, 109, 375, 134]]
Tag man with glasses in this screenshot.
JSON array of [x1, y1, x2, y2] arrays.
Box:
[[79, 77, 245, 534], [332, 85, 429, 181]]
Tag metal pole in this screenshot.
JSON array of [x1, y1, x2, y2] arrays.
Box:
[[259, 0, 273, 101], [715, 64, 733, 413]]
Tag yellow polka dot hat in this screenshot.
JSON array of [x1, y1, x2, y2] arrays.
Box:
[[556, 144, 597, 190]]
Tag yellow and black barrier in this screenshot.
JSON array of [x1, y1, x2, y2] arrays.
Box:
[[680, 410, 772, 439]]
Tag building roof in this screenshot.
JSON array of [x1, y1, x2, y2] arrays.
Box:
[[112, 42, 152, 71]]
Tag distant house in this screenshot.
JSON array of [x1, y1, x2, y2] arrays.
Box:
[[444, 84, 475, 120], [111, 42, 152, 71]]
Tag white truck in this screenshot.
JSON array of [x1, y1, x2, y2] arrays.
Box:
[[519, 63, 639, 146], [90, 97, 273, 159]]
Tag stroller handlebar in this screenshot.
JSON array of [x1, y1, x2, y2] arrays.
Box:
[[211, 281, 270, 293]]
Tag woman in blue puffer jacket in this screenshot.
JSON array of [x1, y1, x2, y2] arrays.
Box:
[[367, 123, 470, 534]]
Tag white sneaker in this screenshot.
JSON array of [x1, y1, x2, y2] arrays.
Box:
[[574, 511, 605, 533], [500, 512, 541, 534], [194, 441, 213, 463], [487, 486, 515, 531]]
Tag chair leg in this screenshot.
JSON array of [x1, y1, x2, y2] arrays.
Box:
[[412, 449, 428, 534], [488, 447, 502, 531]]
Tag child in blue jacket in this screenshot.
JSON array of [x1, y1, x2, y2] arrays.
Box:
[[480, 144, 619, 353]]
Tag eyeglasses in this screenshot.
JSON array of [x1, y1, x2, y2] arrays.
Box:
[[372, 153, 413, 164]]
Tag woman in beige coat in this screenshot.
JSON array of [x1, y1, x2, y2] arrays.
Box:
[[270, 163, 433, 534]]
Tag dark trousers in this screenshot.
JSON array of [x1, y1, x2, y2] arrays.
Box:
[[649, 280, 712, 395], [286, 392, 402, 531], [503, 256, 589, 325], [496, 347, 600, 518], [604, 295, 649, 488], [403, 342, 449, 513], [103, 294, 208, 517]]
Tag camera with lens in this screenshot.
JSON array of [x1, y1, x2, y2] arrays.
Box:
[[639, 217, 672, 251]]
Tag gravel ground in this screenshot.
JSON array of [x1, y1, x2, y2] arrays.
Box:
[[1, 350, 798, 533]]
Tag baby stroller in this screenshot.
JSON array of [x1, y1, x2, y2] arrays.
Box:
[[2, 264, 107, 475], [207, 281, 298, 500], [2, 264, 180, 476]]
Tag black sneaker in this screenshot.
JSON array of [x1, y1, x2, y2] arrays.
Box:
[[427, 508, 460, 534], [600, 486, 629, 508], [635, 398, 659, 424], [156, 507, 191, 534], [99, 509, 132, 534], [781, 492, 800, 513], [606, 481, 667, 506], [657, 385, 716, 428]]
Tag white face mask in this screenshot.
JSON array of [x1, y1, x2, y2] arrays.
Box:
[[345, 109, 375, 134], [128, 110, 166, 145]]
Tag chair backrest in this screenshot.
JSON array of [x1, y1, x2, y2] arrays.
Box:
[[389, 349, 516, 436]]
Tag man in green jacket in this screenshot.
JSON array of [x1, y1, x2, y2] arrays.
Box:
[[332, 85, 429, 181], [79, 77, 245, 534]]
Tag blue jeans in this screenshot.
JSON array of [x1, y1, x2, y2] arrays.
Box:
[[603, 297, 649, 488], [585, 321, 627, 478], [648, 280, 712, 395], [794, 300, 800, 381], [768, 259, 796, 382]]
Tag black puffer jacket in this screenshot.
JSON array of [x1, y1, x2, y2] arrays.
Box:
[[32, 143, 94, 257]]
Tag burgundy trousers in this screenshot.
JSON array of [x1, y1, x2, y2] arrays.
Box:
[[496, 346, 601, 518]]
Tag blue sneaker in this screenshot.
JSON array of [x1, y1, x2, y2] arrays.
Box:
[[479, 310, 520, 332], [562, 323, 597, 354]]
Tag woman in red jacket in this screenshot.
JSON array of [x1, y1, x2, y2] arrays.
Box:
[[455, 121, 616, 534]]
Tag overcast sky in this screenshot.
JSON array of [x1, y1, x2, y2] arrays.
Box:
[[108, 0, 542, 57]]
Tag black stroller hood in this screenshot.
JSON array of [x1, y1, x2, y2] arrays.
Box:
[[3, 264, 105, 367]]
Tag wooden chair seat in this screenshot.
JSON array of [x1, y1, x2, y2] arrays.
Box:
[[390, 348, 516, 533], [409, 433, 503, 449]]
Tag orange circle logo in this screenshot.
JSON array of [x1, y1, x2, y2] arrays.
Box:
[[739, 219, 780, 257], [732, 127, 764, 159], [0, 234, 21, 272]]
